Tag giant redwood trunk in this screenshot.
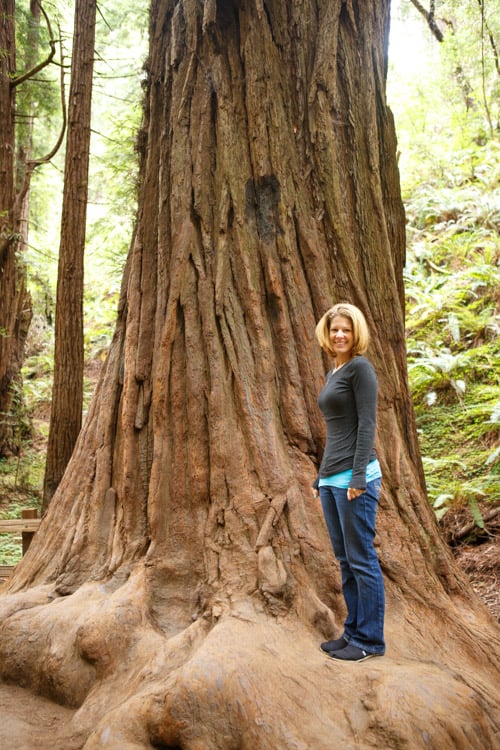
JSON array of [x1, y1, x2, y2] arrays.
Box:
[[1, 1, 499, 748]]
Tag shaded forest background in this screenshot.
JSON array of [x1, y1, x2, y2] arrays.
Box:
[[1, 0, 499, 614]]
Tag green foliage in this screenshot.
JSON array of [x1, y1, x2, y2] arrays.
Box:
[[389, 1, 499, 196], [25, 0, 148, 327], [0, 452, 45, 498], [0, 454, 42, 565], [402, 139, 500, 523], [389, 2, 500, 529], [0, 538, 23, 566], [84, 0, 148, 290], [14, 0, 67, 160], [0, 0, 147, 565]]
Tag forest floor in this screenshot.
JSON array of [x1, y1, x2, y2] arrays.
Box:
[[443, 506, 500, 622], [0, 681, 81, 750]]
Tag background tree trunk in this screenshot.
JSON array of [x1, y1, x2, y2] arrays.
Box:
[[42, 0, 97, 509], [1, 1, 499, 748], [16, 0, 42, 254], [0, 0, 33, 456]]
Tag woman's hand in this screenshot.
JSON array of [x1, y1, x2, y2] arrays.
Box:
[[347, 487, 364, 501]]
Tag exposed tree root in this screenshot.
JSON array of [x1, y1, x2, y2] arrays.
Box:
[[1, 568, 499, 749]]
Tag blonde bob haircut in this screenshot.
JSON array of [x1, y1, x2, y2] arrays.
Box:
[[315, 303, 370, 357]]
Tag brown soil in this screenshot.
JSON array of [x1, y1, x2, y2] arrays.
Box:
[[445, 503, 500, 622], [457, 541, 500, 620], [0, 681, 81, 750]]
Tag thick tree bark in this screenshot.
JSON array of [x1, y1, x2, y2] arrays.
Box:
[[43, 0, 96, 508], [1, 1, 499, 748]]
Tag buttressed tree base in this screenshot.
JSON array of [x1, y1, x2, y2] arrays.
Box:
[[1, 1, 499, 747]]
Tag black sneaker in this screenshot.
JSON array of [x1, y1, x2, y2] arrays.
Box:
[[328, 644, 381, 662], [320, 636, 348, 654]]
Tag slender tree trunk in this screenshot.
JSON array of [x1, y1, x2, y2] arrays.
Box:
[[0, 0, 17, 449], [1, 2, 499, 748], [0, 0, 32, 456], [42, 0, 97, 509], [16, 0, 42, 253]]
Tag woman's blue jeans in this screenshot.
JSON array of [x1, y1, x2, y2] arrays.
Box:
[[319, 479, 385, 654]]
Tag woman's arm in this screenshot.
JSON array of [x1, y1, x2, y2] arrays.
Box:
[[350, 358, 378, 490]]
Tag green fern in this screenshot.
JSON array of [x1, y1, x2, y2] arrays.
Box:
[[403, 138, 500, 533]]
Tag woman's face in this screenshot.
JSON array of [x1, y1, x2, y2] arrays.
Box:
[[329, 315, 354, 358]]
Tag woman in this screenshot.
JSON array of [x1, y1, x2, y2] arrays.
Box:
[[313, 303, 385, 662]]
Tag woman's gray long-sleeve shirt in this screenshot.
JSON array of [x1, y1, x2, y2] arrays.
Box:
[[317, 356, 378, 489]]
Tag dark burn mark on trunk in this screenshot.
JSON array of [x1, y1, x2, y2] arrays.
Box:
[[245, 175, 283, 243]]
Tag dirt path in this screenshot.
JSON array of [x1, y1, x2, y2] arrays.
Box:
[[0, 682, 81, 750]]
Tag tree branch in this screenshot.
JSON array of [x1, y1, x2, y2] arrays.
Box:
[[14, 25, 67, 216], [409, 0, 444, 42], [11, 2, 57, 88], [476, 0, 500, 77], [449, 508, 500, 545], [28, 27, 67, 167]]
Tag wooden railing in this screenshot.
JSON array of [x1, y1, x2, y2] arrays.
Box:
[[0, 509, 41, 581]]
